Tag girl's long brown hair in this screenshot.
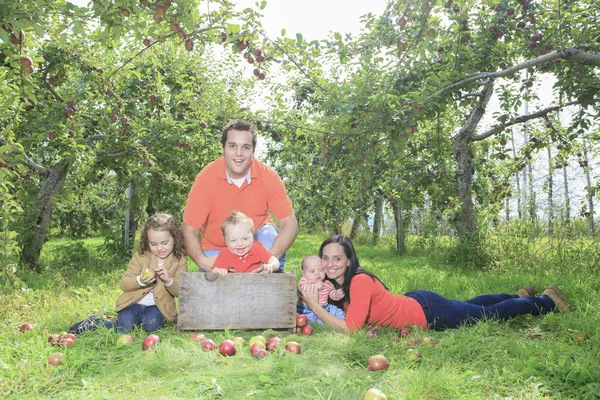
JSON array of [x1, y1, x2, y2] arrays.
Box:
[[139, 213, 185, 260]]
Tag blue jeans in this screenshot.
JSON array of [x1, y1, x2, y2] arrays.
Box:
[[205, 224, 286, 271], [297, 302, 346, 324], [104, 304, 164, 333], [404, 290, 556, 331]]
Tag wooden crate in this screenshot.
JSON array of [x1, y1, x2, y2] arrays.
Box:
[[177, 271, 297, 332]]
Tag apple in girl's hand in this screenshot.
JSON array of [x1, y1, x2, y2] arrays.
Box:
[[19, 323, 33, 332], [364, 388, 388, 400], [48, 334, 61, 346], [219, 339, 236, 356], [231, 336, 245, 348], [142, 334, 161, 350], [48, 352, 64, 366], [266, 336, 281, 351], [117, 334, 135, 345], [190, 333, 206, 343], [367, 354, 389, 371], [201, 338, 217, 350], [284, 341, 301, 354], [296, 314, 308, 327], [300, 324, 313, 336], [141, 268, 156, 280]]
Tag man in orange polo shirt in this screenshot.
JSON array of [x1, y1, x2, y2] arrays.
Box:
[[182, 120, 299, 272]]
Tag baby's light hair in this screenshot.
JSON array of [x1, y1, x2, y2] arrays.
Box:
[[301, 254, 321, 271], [139, 213, 185, 259], [220, 210, 255, 237]]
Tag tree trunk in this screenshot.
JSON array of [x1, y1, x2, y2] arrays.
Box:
[[453, 81, 495, 243], [562, 161, 571, 227], [547, 147, 554, 236], [372, 194, 384, 245], [20, 161, 70, 272], [349, 215, 361, 240], [584, 146, 594, 235], [392, 201, 406, 256], [510, 130, 522, 220]]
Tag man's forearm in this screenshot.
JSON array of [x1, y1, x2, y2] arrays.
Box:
[[182, 223, 213, 271], [269, 214, 299, 259]]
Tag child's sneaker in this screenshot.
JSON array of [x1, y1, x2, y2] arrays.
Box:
[[69, 316, 102, 334]]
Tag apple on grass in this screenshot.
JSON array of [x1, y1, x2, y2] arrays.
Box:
[[250, 342, 266, 357], [266, 336, 281, 351], [117, 334, 135, 345], [59, 337, 74, 347], [284, 341, 301, 354], [142, 334, 161, 350], [252, 347, 268, 358], [422, 336, 436, 346], [201, 338, 217, 351], [407, 348, 422, 362], [248, 335, 266, 348], [398, 328, 411, 338], [300, 325, 312, 336], [219, 340, 236, 356], [19, 323, 33, 332], [364, 388, 388, 400], [48, 334, 61, 346], [231, 336, 245, 348], [296, 314, 308, 328], [48, 352, 64, 366], [190, 333, 206, 343], [366, 327, 378, 338], [367, 354, 389, 371]]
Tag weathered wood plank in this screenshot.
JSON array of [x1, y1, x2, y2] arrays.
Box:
[[177, 272, 297, 331]]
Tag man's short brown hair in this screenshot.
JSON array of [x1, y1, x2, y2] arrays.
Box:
[[221, 120, 258, 150]]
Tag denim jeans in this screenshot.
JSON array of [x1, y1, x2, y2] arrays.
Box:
[[205, 224, 286, 271], [297, 302, 346, 324], [404, 290, 556, 331], [104, 303, 165, 333]]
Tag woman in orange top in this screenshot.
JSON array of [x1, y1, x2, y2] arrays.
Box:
[[300, 235, 572, 332]]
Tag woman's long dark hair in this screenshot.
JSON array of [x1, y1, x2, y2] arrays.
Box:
[[320, 235, 387, 307]]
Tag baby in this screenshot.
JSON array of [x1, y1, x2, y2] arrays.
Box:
[[296, 254, 345, 323]]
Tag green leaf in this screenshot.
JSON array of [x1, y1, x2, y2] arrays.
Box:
[[296, 33, 303, 43], [280, 28, 286, 36]]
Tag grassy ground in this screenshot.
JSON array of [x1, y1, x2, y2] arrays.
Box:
[[0, 233, 598, 399]]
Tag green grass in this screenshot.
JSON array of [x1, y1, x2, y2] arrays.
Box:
[[1, 233, 599, 399]]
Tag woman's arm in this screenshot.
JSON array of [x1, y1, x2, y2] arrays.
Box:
[[300, 284, 348, 331]]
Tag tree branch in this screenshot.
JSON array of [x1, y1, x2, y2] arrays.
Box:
[[433, 48, 600, 97], [471, 100, 579, 141], [0, 138, 48, 174]]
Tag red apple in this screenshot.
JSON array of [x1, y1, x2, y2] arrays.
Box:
[[266, 336, 281, 351], [252, 347, 268, 358], [398, 328, 411, 338], [20, 57, 33, 68], [121, 8, 130, 17], [143, 37, 151, 47], [48, 334, 61, 346], [190, 333, 206, 343], [248, 335, 266, 347], [366, 327, 378, 338], [408, 338, 421, 346], [59, 337, 74, 347], [219, 339, 236, 356], [66, 333, 77, 341], [284, 341, 301, 354], [296, 314, 308, 328], [367, 354, 389, 371], [250, 342, 266, 356], [48, 352, 64, 366], [201, 338, 217, 350], [364, 388, 388, 400], [300, 325, 313, 336], [184, 39, 194, 52], [19, 323, 33, 332], [142, 334, 160, 350], [397, 40, 406, 51], [117, 334, 135, 345]]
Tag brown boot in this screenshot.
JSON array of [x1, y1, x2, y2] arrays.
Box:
[[517, 284, 536, 297], [542, 284, 573, 312]]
